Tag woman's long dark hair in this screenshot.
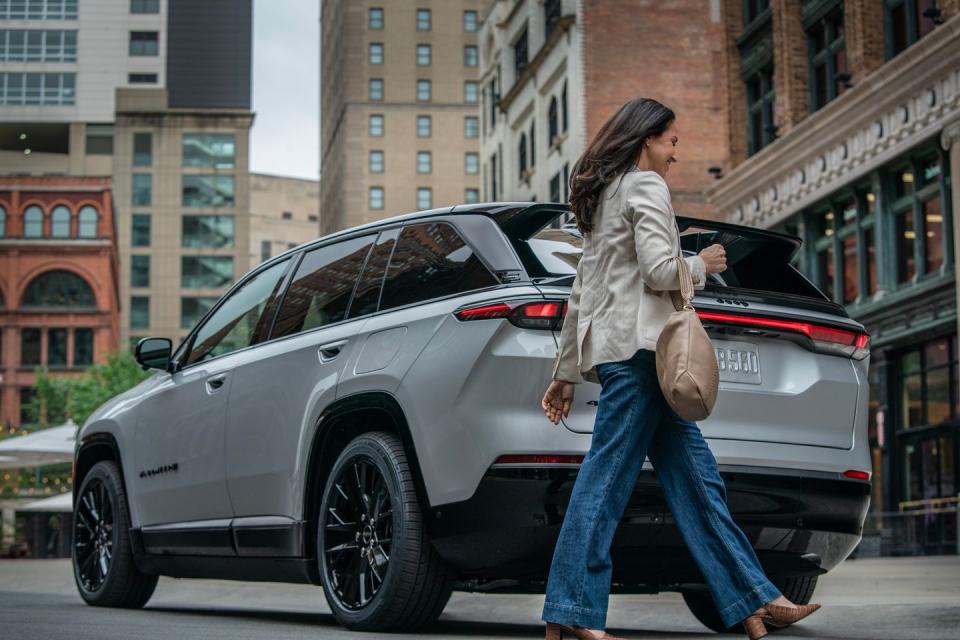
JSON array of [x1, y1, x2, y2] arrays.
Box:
[[568, 98, 675, 234]]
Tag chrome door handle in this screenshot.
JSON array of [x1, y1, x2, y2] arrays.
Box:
[[205, 373, 228, 393], [318, 340, 348, 363]]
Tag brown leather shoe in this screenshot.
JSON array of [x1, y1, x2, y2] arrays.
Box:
[[545, 622, 627, 640], [741, 602, 822, 639]]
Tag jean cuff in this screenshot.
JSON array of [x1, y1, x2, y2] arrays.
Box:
[[542, 600, 607, 630], [717, 580, 782, 628]]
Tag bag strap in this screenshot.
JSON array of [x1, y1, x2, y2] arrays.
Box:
[[674, 254, 695, 311]]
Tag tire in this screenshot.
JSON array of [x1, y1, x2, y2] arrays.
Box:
[[682, 575, 819, 634], [72, 460, 158, 608], [317, 431, 453, 631]]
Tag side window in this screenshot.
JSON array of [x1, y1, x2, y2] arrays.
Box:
[[379, 222, 498, 311], [271, 235, 375, 339], [185, 259, 290, 365], [348, 229, 399, 318]]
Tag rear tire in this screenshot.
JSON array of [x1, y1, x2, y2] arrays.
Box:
[[317, 431, 453, 631], [72, 460, 158, 608], [682, 575, 819, 634]]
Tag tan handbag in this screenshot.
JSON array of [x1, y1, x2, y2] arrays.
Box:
[[655, 255, 719, 421]]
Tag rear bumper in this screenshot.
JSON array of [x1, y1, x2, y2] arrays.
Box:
[[426, 467, 870, 592]]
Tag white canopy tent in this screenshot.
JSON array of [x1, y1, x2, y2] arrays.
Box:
[[0, 421, 77, 470], [17, 492, 72, 513]]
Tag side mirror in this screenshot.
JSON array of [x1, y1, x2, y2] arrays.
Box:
[[135, 337, 172, 371]]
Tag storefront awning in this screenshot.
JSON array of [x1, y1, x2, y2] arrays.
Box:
[[0, 421, 77, 469], [17, 493, 73, 513]]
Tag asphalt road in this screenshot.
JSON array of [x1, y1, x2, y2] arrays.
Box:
[[1, 556, 958, 640]]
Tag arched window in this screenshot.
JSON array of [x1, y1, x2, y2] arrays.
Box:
[[548, 96, 559, 144], [51, 205, 71, 238], [0, 205, 6, 237], [78, 206, 98, 238], [24, 205, 43, 238], [561, 81, 568, 132], [518, 132, 527, 178], [22, 270, 96, 309]]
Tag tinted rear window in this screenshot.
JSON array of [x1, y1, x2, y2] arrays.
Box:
[[379, 222, 498, 311]]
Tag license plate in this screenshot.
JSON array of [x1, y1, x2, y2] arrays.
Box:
[[713, 340, 761, 385]]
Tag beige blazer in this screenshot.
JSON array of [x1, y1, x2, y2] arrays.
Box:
[[551, 169, 706, 384]]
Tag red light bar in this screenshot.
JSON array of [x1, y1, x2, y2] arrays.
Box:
[[697, 311, 857, 344], [494, 454, 584, 465], [454, 302, 513, 320], [842, 469, 871, 481]]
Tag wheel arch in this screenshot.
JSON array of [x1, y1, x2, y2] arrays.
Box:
[[74, 432, 126, 503]]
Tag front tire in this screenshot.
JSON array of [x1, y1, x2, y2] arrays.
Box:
[[317, 431, 452, 631], [72, 460, 158, 608]]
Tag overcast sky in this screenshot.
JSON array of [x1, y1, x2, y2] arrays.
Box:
[[250, 0, 320, 181]]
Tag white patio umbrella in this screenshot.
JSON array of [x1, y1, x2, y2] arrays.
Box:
[[17, 492, 73, 513], [0, 421, 77, 469]]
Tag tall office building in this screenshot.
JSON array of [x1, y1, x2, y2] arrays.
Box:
[[320, 0, 483, 235], [0, 0, 254, 355]]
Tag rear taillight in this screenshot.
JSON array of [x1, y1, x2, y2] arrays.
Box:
[[697, 311, 870, 360], [842, 469, 871, 481], [454, 299, 566, 330]]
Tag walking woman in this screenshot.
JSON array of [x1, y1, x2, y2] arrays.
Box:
[[539, 98, 821, 640]]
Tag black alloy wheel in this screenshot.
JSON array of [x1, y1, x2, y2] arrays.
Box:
[[74, 477, 114, 591], [318, 432, 452, 631]]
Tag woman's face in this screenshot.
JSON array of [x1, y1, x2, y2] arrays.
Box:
[[639, 119, 679, 180]]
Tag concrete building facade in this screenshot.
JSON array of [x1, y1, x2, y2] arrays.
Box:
[[706, 1, 960, 554], [249, 173, 321, 266], [478, 0, 729, 219], [320, 0, 483, 235], [0, 176, 120, 428]]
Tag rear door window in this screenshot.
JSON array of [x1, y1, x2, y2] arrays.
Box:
[[271, 235, 375, 339], [379, 221, 497, 311], [348, 228, 399, 318]]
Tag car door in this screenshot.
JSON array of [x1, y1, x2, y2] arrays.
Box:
[[131, 258, 292, 529], [223, 233, 379, 527]]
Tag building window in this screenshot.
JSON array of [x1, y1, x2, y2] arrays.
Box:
[[745, 65, 775, 156], [491, 152, 499, 200], [513, 27, 529, 78], [486, 77, 498, 126], [260, 240, 271, 263], [417, 8, 431, 31], [47, 327, 67, 367], [464, 81, 478, 104], [417, 115, 432, 137], [563, 163, 570, 202], [0, 29, 78, 62], [529, 120, 536, 167], [182, 133, 235, 168], [0, 0, 78, 20], [548, 96, 559, 143], [744, 0, 771, 26], [21, 328, 41, 367], [180, 297, 218, 330], [889, 150, 948, 286], [182, 175, 235, 208], [369, 114, 384, 136], [369, 43, 383, 65], [132, 174, 152, 206], [133, 132, 152, 167], [131, 0, 159, 13], [24, 205, 43, 238], [885, 0, 937, 59], [417, 151, 432, 174], [281, 211, 292, 220], [416, 44, 431, 66], [22, 270, 95, 308], [561, 81, 568, 132], [132, 213, 150, 247], [369, 150, 384, 173], [368, 7, 384, 30], [85, 124, 113, 155], [51, 205, 70, 238], [128, 73, 157, 84], [417, 79, 431, 102], [807, 4, 846, 112], [417, 187, 432, 210], [130, 296, 149, 329], [464, 116, 478, 139], [545, 0, 563, 38], [464, 45, 478, 67], [465, 152, 479, 175], [369, 187, 384, 210], [0, 71, 75, 105], [78, 205, 97, 238], [464, 10, 478, 32], [0, 206, 6, 237], [518, 133, 527, 179], [131, 255, 150, 288], [550, 172, 561, 203], [74, 328, 93, 367], [182, 256, 234, 289], [464, 188, 479, 204], [129, 31, 159, 56], [897, 336, 958, 431], [182, 215, 234, 248], [369, 78, 383, 101]]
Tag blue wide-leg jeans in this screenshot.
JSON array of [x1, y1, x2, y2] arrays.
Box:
[[541, 348, 781, 630]]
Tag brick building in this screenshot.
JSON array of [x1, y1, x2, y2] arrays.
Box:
[[479, 0, 728, 218], [707, 1, 960, 554], [0, 176, 121, 428]]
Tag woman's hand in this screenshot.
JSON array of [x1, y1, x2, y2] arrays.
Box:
[[542, 380, 575, 425], [699, 243, 727, 274]]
